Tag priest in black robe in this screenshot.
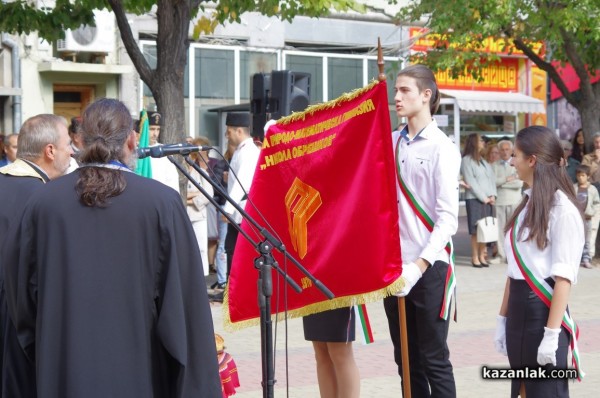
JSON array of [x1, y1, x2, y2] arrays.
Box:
[[2, 99, 222, 397], [0, 113, 73, 397]]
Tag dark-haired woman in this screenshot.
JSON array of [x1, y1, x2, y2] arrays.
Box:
[[571, 128, 586, 163], [461, 133, 497, 267], [494, 126, 584, 397]]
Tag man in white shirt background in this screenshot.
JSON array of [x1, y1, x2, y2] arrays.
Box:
[[222, 112, 261, 282]]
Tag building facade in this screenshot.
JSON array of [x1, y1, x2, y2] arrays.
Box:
[[1, 1, 556, 149], [1, 3, 405, 149]]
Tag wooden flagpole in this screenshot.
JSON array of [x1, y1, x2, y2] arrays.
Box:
[[377, 37, 412, 398], [398, 296, 411, 397]]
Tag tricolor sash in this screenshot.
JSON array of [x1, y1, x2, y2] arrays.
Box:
[[394, 135, 457, 321], [354, 304, 374, 345], [509, 218, 584, 380]]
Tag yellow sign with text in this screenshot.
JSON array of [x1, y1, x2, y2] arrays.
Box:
[[435, 58, 519, 91], [410, 27, 544, 57]]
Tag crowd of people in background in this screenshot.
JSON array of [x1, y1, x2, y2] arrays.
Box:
[[458, 129, 600, 271]]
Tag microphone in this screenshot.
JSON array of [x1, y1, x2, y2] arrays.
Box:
[[137, 143, 214, 159]]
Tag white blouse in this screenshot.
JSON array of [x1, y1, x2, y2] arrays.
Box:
[[504, 189, 584, 284]]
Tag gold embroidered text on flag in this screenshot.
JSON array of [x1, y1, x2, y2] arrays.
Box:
[[225, 80, 403, 328]]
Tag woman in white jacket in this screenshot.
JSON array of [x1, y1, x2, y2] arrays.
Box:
[[186, 137, 214, 276]]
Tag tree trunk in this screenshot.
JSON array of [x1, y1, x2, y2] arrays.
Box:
[[154, 0, 190, 145], [578, 103, 600, 150], [152, 0, 192, 195], [574, 80, 600, 150], [110, 0, 192, 197]]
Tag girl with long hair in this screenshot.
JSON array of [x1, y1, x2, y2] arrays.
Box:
[[495, 126, 584, 397]]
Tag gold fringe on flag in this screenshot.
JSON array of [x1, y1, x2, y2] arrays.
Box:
[[275, 79, 382, 126], [222, 276, 405, 332]]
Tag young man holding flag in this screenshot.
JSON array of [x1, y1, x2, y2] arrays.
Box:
[[383, 64, 461, 397]]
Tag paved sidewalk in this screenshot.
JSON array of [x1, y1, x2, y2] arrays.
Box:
[[208, 217, 600, 397]]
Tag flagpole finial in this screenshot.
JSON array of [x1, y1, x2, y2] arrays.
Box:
[[377, 38, 385, 82]]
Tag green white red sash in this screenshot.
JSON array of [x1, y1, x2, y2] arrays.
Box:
[[509, 218, 584, 380], [395, 136, 457, 321], [354, 304, 374, 344]]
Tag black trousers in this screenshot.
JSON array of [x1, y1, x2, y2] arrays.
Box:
[[224, 223, 240, 279], [383, 261, 456, 398], [506, 278, 569, 398]]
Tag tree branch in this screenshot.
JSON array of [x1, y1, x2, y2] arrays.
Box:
[[107, 0, 155, 89], [559, 27, 595, 102], [512, 36, 578, 106]]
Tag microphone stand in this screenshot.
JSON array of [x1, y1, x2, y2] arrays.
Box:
[[167, 154, 333, 398]]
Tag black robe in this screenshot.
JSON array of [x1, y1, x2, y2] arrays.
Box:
[[0, 161, 48, 398], [2, 169, 222, 397]]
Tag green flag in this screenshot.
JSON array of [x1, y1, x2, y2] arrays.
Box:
[[135, 110, 152, 178]]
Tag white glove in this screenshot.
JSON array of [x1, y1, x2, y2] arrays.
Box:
[[394, 262, 422, 297], [537, 327, 561, 366], [494, 315, 507, 356]]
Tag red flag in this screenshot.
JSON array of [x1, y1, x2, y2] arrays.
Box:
[[225, 81, 402, 328]]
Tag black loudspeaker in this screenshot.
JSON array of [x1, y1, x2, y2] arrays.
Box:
[[250, 73, 271, 141], [270, 70, 310, 121]]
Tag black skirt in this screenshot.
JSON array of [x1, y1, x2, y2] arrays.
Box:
[[465, 199, 495, 235], [303, 307, 355, 343], [506, 278, 570, 398]]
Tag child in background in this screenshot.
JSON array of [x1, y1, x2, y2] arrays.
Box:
[[574, 164, 600, 268], [215, 334, 240, 397]]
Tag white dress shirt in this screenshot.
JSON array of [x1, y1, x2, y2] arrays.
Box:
[[505, 189, 584, 284], [149, 144, 180, 194], [223, 137, 261, 224], [393, 120, 461, 266]]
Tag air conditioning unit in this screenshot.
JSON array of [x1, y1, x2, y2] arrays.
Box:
[[36, 0, 56, 13], [57, 10, 115, 53]]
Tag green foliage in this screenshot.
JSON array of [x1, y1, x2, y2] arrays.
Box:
[[0, 0, 102, 42], [1, 0, 363, 42], [395, 0, 600, 80], [191, 0, 365, 38], [0, 0, 103, 41], [210, 0, 364, 25]]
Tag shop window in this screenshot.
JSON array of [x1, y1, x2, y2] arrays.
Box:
[[142, 45, 157, 98], [328, 57, 362, 100], [195, 49, 235, 100], [368, 59, 399, 129], [460, 114, 515, 141], [367, 59, 397, 104], [240, 51, 278, 100]]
